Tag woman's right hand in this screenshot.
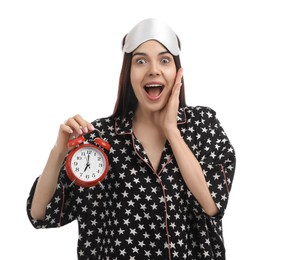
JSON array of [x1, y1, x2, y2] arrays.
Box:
[[54, 114, 95, 156], [31, 114, 95, 220]]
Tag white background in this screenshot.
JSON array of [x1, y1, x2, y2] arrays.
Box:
[[1, 0, 289, 259]]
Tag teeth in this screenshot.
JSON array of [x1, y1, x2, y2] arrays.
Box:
[[145, 84, 162, 88]]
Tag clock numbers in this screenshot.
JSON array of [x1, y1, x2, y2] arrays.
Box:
[[66, 141, 110, 187], [71, 146, 106, 181]]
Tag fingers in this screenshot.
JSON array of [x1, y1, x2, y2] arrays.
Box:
[[171, 67, 183, 98], [175, 67, 183, 87], [63, 114, 95, 136]]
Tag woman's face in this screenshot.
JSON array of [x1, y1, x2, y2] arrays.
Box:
[[130, 40, 177, 113]]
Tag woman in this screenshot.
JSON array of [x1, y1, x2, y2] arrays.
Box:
[[27, 18, 236, 259]]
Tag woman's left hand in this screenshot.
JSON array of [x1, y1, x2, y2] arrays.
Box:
[[159, 67, 183, 137]]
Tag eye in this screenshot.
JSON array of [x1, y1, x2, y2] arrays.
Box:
[[136, 58, 146, 64], [161, 58, 170, 64]]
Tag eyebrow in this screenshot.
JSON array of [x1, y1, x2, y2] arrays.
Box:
[[132, 51, 170, 57]]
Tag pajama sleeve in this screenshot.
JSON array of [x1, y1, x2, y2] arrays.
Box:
[[186, 106, 236, 219], [26, 164, 79, 229]]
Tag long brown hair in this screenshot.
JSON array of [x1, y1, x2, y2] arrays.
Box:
[[112, 36, 186, 118]]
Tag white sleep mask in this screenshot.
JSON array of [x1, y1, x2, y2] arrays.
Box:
[[122, 18, 180, 56]]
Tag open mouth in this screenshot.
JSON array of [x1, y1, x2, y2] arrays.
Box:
[[144, 84, 164, 99]]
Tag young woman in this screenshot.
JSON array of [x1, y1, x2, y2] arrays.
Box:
[[27, 18, 236, 260]]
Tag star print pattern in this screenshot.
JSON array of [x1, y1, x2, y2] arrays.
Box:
[[27, 106, 236, 260]]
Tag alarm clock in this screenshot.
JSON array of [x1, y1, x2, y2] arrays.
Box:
[[65, 133, 111, 187]]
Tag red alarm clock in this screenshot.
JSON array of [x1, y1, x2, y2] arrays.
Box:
[[65, 134, 110, 187]]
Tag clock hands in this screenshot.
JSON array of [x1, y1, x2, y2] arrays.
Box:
[[84, 154, 91, 172], [84, 164, 90, 172], [66, 134, 110, 187]]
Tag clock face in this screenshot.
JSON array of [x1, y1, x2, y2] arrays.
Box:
[[67, 144, 109, 186]]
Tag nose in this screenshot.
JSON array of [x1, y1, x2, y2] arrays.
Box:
[[148, 61, 161, 76]]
